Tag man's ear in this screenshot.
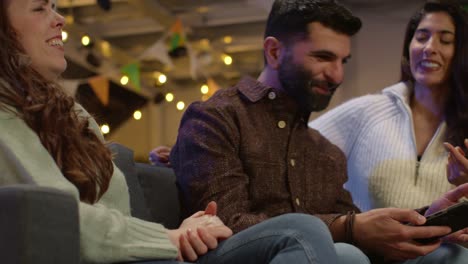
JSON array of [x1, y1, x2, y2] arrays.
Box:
[[264, 37, 283, 70]]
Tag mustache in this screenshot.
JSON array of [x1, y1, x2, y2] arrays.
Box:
[[308, 79, 340, 93]]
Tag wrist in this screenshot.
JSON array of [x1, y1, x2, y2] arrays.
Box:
[[330, 215, 347, 242], [166, 229, 181, 249]]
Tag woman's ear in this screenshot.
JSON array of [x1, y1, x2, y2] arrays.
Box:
[[264, 37, 283, 70]]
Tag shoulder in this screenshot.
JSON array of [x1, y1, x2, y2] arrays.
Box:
[[73, 103, 105, 141]]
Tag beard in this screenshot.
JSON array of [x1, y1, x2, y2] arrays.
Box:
[[278, 54, 339, 113]]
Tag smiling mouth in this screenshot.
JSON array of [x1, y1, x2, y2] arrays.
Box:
[[312, 86, 332, 95], [419, 60, 441, 71], [47, 38, 64, 48]]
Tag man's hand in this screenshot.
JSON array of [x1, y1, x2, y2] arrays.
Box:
[[353, 208, 451, 262], [167, 201, 233, 261], [444, 140, 468, 186], [149, 146, 172, 167]]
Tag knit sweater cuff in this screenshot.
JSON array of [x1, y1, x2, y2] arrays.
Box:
[[123, 217, 179, 260]]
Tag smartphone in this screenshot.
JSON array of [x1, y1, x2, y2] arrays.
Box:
[[413, 200, 468, 244]]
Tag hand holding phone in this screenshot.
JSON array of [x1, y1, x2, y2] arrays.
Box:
[[412, 201, 468, 244]]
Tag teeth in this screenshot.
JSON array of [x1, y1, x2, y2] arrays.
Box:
[[47, 39, 63, 47], [420, 61, 440, 69]]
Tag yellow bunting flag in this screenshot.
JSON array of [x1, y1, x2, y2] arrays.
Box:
[[88, 75, 109, 106], [207, 77, 220, 96]]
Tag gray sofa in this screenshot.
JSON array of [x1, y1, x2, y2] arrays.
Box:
[[0, 143, 181, 263]]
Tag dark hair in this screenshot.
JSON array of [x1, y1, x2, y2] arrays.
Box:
[[400, 0, 468, 148], [264, 0, 362, 44], [0, 1, 113, 203]]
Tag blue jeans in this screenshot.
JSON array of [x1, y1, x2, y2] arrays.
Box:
[[200, 213, 368, 264], [131, 213, 369, 264], [399, 243, 468, 264]]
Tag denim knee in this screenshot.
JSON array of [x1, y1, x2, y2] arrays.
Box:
[[270, 213, 330, 237], [334, 243, 370, 264]]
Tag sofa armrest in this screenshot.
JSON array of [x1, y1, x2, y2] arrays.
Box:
[[0, 185, 79, 264]]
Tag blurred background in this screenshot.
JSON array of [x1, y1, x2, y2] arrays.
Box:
[[58, 0, 439, 161]]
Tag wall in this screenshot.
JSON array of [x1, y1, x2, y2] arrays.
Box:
[[110, 2, 424, 160]]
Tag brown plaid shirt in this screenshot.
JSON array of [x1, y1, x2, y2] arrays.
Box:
[[171, 76, 360, 233]]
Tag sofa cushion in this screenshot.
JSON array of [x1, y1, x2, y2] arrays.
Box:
[[109, 143, 151, 221], [137, 163, 181, 229]]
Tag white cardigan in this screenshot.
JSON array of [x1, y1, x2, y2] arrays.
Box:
[[310, 82, 453, 211]]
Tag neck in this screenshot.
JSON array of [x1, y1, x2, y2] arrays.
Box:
[[258, 67, 283, 92], [411, 82, 448, 121]]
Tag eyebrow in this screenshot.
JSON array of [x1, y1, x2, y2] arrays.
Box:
[[309, 50, 352, 61], [415, 28, 455, 35]]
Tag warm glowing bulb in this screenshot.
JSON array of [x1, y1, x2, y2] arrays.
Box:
[[223, 55, 233, 65], [101, 124, 110, 134], [61, 31, 68, 42], [201, 84, 209, 95], [165, 93, 174, 102], [101, 41, 112, 57], [158, 74, 167, 84], [223, 36, 233, 44], [133, 110, 142, 120], [176, 101, 185, 111], [81, 35, 91, 46], [120, 76, 129, 85]]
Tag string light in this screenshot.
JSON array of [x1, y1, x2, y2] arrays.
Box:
[[133, 110, 142, 120], [100, 41, 112, 58], [223, 36, 233, 44], [223, 54, 233, 65], [120, 75, 129, 85], [101, 124, 110, 134], [61, 31, 68, 43], [158, 74, 167, 84], [201, 84, 209, 95], [176, 101, 185, 111], [165, 93, 174, 102], [81, 35, 91, 47]]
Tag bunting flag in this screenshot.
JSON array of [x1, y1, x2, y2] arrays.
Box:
[[207, 77, 221, 96], [168, 18, 187, 58], [187, 43, 199, 80], [88, 75, 110, 106], [139, 37, 174, 68], [121, 62, 141, 91]]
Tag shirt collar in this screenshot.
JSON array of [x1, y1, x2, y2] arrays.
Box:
[[237, 76, 274, 103]]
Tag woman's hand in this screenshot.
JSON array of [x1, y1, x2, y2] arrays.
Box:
[[167, 201, 233, 261], [444, 140, 468, 186], [149, 146, 172, 167]]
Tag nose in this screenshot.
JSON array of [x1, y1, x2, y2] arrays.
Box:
[[423, 37, 438, 55], [52, 10, 66, 29], [324, 61, 344, 85]]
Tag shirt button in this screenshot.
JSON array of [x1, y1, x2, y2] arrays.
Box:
[[277, 120, 286, 128], [290, 159, 296, 167], [268, 91, 276, 100], [295, 198, 301, 206]]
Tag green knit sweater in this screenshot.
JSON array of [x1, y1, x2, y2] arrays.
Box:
[[0, 103, 178, 263]]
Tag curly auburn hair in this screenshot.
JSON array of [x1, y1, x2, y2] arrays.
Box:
[[0, 1, 113, 203]]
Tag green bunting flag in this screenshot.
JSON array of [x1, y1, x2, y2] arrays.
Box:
[[121, 62, 141, 91]]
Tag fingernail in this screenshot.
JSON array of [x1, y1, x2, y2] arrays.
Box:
[[418, 214, 425, 222]]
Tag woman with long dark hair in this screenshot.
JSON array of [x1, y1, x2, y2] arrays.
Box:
[[311, 0, 468, 211]]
